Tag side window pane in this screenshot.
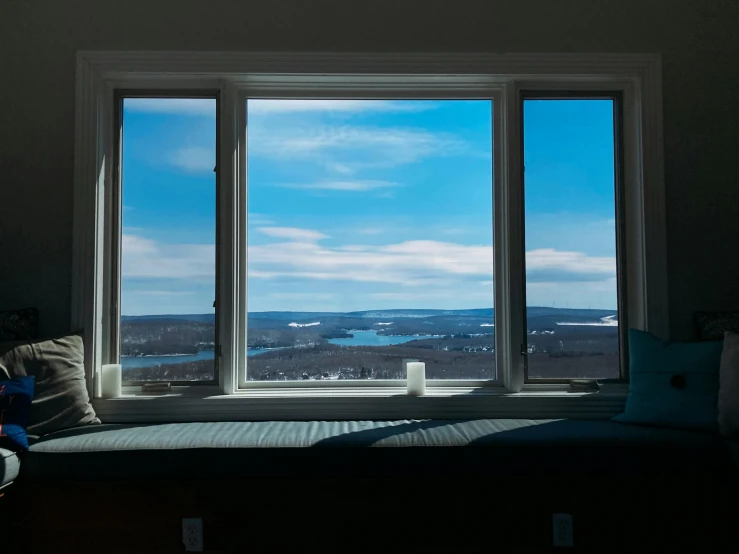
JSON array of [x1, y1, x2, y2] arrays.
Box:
[[119, 97, 217, 382], [246, 99, 495, 381], [523, 98, 620, 379]]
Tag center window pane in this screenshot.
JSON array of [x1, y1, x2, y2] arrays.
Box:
[[246, 99, 494, 381]]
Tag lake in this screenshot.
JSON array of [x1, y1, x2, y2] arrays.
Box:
[[121, 331, 435, 370], [327, 330, 436, 347]]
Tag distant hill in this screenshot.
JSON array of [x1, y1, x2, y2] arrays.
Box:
[[122, 307, 616, 325]]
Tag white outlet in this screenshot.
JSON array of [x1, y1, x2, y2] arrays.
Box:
[[182, 517, 203, 552], [553, 513, 573, 548]]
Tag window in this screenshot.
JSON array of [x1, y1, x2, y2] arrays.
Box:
[[522, 96, 621, 380], [116, 96, 219, 384], [73, 52, 667, 418], [246, 99, 495, 381]]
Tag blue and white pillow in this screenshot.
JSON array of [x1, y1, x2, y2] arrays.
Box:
[[0, 376, 35, 451]]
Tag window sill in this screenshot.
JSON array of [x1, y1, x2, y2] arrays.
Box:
[[93, 384, 628, 422]]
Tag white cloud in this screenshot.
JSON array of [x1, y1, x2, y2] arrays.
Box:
[[248, 231, 614, 287], [125, 99, 436, 118], [121, 229, 615, 305], [249, 125, 467, 169], [323, 162, 354, 175], [125, 98, 215, 117], [169, 146, 215, 173], [121, 234, 214, 280], [256, 227, 328, 242], [267, 292, 336, 300], [249, 100, 437, 114], [525, 248, 615, 281], [275, 181, 400, 192], [131, 290, 194, 296]]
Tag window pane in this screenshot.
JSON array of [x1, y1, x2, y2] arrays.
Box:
[[119, 97, 217, 382], [523, 98, 619, 379], [246, 99, 494, 381]]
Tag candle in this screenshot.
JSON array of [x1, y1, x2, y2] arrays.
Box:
[[402, 358, 419, 374], [101, 364, 122, 398], [406, 362, 426, 396]]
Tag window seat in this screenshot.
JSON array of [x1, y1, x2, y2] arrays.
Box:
[[18, 418, 736, 482]]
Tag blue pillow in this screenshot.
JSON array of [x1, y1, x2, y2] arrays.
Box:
[[613, 329, 723, 431], [0, 376, 35, 451]]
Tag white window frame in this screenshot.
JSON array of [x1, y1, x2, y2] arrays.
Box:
[[73, 52, 666, 421]]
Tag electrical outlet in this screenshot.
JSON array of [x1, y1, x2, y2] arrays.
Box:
[[553, 513, 573, 548], [182, 517, 203, 552]]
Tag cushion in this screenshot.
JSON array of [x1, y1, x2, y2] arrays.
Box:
[[0, 334, 100, 435], [0, 307, 39, 341], [0, 447, 20, 488], [23, 419, 729, 481], [719, 331, 739, 437], [695, 311, 739, 341], [0, 376, 35, 451], [613, 329, 723, 431]]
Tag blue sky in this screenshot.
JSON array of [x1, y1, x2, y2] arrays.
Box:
[[120, 98, 616, 315]]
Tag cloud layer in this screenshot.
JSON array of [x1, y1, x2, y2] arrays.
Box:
[[125, 98, 437, 117], [122, 228, 614, 287]]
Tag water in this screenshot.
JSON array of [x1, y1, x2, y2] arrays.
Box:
[[121, 350, 215, 370], [328, 330, 435, 347], [121, 331, 434, 370]]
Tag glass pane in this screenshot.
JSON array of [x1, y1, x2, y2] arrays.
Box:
[[119, 97, 217, 382], [246, 99, 494, 381], [523, 98, 619, 379]]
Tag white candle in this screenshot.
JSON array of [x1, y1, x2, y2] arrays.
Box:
[[406, 362, 426, 396], [101, 364, 122, 398], [402, 358, 419, 374]]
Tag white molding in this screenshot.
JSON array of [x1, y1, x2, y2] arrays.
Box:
[[639, 57, 669, 339], [93, 387, 628, 422], [72, 51, 667, 413]]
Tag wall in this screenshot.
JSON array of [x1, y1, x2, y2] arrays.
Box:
[[1, 0, 737, 338]]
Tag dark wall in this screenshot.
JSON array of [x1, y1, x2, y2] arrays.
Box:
[[1, 0, 738, 338]]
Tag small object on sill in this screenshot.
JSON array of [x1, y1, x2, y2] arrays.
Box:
[[569, 379, 600, 392], [101, 364, 122, 398], [406, 362, 426, 396], [141, 382, 172, 394]]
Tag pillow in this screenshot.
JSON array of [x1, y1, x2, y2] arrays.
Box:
[[613, 329, 723, 431], [719, 331, 739, 437], [0, 376, 35, 451], [695, 311, 739, 341], [0, 334, 100, 435]]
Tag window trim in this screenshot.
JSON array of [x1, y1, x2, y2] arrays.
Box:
[[114, 90, 222, 387], [73, 51, 667, 416], [518, 89, 626, 383]]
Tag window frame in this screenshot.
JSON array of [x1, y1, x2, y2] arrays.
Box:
[[238, 90, 502, 390], [114, 90, 222, 387], [518, 89, 627, 383], [72, 52, 667, 419]]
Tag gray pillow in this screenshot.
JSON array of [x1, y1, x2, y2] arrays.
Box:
[[719, 331, 739, 438], [0, 334, 100, 435]]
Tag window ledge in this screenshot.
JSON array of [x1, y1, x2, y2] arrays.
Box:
[[93, 384, 628, 423]]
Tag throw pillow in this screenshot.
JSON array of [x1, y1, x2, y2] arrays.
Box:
[[694, 311, 739, 341], [718, 331, 739, 437], [613, 329, 723, 431], [0, 376, 35, 451], [0, 334, 100, 435]]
